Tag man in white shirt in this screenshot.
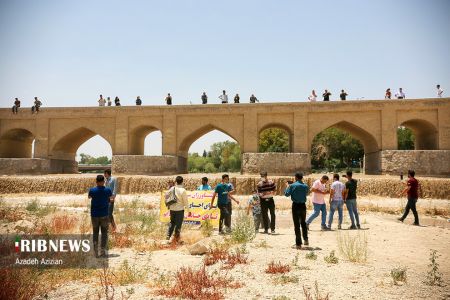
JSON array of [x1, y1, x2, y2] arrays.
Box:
[[327, 174, 346, 230], [395, 88, 405, 99], [98, 95, 106, 106], [437, 84, 444, 98], [166, 176, 189, 243], [219, 90, 228, 104], [306, 175, 329, 230]]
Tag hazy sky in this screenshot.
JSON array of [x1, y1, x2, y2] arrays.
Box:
[[1, 0, 449, 159]]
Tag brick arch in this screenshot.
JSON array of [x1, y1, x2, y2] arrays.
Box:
[[258, 123, 293, 152], [399, 119, 438, 150], [129, 125, 162, 155], [0, 128, 35, 158]]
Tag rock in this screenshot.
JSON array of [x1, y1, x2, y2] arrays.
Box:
[[187, 240, 208, 255]]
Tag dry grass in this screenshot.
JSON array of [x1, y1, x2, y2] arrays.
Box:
[[35, 215, 78, 234], [265, 261, 291, 274], [222, 248, 249, 270], [272, 274, 299, 285], [114, 260, 146, 285], [391, 267, 407, 285], [156, 266, 242, 300], [0, 267, 47, 300], [337, 231, 368, 263], [303, 281, 329, 300], [204, 244, 230, 266]]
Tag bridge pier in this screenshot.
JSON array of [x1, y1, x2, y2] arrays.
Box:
[[380, 150, 450, 176], [241, 152, 311, 175]]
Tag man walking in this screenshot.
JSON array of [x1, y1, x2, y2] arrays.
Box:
[[219, 90, 228, 104], [257, 171, 277, 234], [344, 171, 360, 229], [210, 174, 233, 234], [88, 175, 112, 257], [104, 169, 118, 232], [327, 174, 345, 230], [285, 172, 309, 249], [166, 176, 189, 242], [306, 175, 329, 230], [398, 170, 420, 225], [201, 92, 208, 104], [197, 177, 212, 190]]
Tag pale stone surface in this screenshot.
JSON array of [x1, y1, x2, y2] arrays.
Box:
[[112, 155, 178, 175], [381, 150, 450, 176], [241, 152, 311, 175], [187, 240, 209, 255]]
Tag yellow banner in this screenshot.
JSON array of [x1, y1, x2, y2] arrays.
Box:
[[160, 190, 220, 227]]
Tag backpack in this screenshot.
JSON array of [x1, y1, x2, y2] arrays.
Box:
[[165, 186, 178, 208]]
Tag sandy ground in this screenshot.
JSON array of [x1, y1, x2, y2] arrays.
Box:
[[1, 195, 449, 300]]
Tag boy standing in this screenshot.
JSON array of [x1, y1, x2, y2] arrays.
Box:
[[306, 175, 329, 230], [327, 174, 345, 230], [344, 171, 360, 229], [210, 174, 233, 234], [247, 190, 262, 234]]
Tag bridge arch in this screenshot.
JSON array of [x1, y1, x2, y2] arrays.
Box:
[[399, 119, 438, 150], [129, 125, 162, 155], [258, 123, 293, 152], [0, 128, 35, 158]]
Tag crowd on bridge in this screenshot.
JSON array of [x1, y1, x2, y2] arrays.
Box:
[[88, 169, 421, 257], [8, 84, 445, 114]]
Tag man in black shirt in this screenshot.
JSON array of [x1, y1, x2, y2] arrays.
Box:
[[12, 98, 20, 114], [344, 171, 360, 229], [234, 94, 240, 103], [250, 94, 259, 103], [340, 90, 348, 100], [201, 92, 208, 104], [136, 96, 142, 105], [165, 93, 172, 105], [323, 90, 331, 101]]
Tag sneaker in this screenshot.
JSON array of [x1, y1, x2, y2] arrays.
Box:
[[271, 230, 276, 234], [225, 227, 232, 233], [357, 225, 361, 229], [263, 230, 269, 234], [349, 225, 357, 230], [413, 222, 420, 226], [338, 225, 342, 230], [291, 244, 302, 250], [304, 239, 309, 246], [321, 225, 328, 230], [397, 218, 404, 222]]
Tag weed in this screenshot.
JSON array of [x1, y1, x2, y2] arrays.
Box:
[[222, 248, 249, 270], [109, 225, 134, 248], [265, 261, 291, 274], [390, 267, 407, 285], [324, 250, 339, 264], [201, 218, 214, 237], [98, 266, 115, 300], [231, 210, 255, 243], [273, 274, 299, 285], [425, 249, 443, 286], [303, 281, 329, 300], [0, 267, 46, 300], [254, 240, 271, 249], [272, 297, 291, 300], [337, 231, 368, 263], [50, 215, 78, 233], [26, 198, 39, 212], [305, 251, 317, 260], [292, 252, 300, 266], [204, 244, 229, 266], [115, 260, 146, 285], [156, 266, 242, 300]]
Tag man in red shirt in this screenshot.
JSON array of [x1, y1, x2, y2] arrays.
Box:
[[398, 170, 420, 225]]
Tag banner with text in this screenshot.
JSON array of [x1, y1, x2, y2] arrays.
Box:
[[160, 190, 220, 227]]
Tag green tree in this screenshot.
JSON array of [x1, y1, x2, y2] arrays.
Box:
[[397, 127, 415, 150], [187, 141, 241, 173], [258, 128, 289, 152], [78, 153, 111, 165]]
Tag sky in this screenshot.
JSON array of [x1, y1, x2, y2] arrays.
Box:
[[1, 0, 449, 159]]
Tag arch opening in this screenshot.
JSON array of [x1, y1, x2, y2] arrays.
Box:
[[129, 125, 162, 155], [399, 119, 437, 150], [310, 121, 380, 174], [0, 129, 35, 158], [258, 125, 292, 153]]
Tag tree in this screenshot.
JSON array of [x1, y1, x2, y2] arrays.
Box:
[[259, 128, 289, 152], [397, 127, 415, 150], [78, 153, 111, 165], [187, 141, 241, 173]]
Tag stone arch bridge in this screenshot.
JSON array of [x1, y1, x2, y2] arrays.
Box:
[[0, 98, 449, 176]]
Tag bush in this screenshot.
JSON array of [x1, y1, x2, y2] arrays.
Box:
[[426, 250, 443, 286], [231, 211, 255, 244], [305, 251, 317, 260], [390, 267, 407, 285], [115, 260, 146, 285], [303, 281, 329, 300], [201, 219, 214, 237], [324, 250, 339, 264], [272, 275, 299, 285], [265, 261, 291, 274], [337, 231, 368, 263]]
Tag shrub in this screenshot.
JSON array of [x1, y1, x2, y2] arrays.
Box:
[[222, 248, 249, 270], [25, 198, 39, 212], [273, 275, 299, 285], [0, 267, 46, 300], [115, 260, 146, 285], [265, 261, 291, 274], [324, 250, 339, 264], [231, 211, 255, 244], [337, 231, 368, 263], [425, 250, 443, 286], [201, 219, 214, 237], [303, 281, 329, 300], [390, 267, 407, 285], [305, 251, 317, 260]]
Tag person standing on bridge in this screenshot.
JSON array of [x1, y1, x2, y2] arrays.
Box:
[[398, 169, 420, 226], [136, 96, 142, 105], [250, 94, 259, 103], [395, 88, 405, 99], [98, 95, 106, 106], [12, 98, 20, 114], [104, 169, 118, 232], [114, 97, 121, 106], [165, 93, 172, 105], [31, 97, 42, 114], [258, 171, 277, 234], [323, 90, 331, 101], [340, 90, 348, 100], [107, 97, 112, 106], [219, 90, 228, 104], [201, 92, 208, 104], [234, 93, 240, 103], [436, 84, 444, 98], [308, 90, 317, 102], [385, 88, 392, 99]]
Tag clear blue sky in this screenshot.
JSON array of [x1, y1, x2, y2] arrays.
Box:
[[1, 0, 449, 159]]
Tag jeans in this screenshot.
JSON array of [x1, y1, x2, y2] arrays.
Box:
[[400, 197, 419, 224], [345, 199, 360, 227], [218, 204, 231, 232], [328, 201, 343, 227], [253, 214, 262, 232], [167, 210, 184, 239], [306, 203, 327, 227], [261, 198, 276, 231], [92, 216, 109, 255], [108, 201, 115, 225], [292, 202, 308, 246]]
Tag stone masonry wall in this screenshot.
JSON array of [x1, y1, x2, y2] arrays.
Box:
[[0, 158, 51, 175], [241, 152, 311, 175], [112, 155, 178, 175], [380, 150, 450, 176]]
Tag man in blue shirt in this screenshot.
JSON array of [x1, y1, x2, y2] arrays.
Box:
[[88, 175, 112, 257], [197, 177, 212, 191], [210, 174, 233, 234], [285, 172, 310, 249]]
